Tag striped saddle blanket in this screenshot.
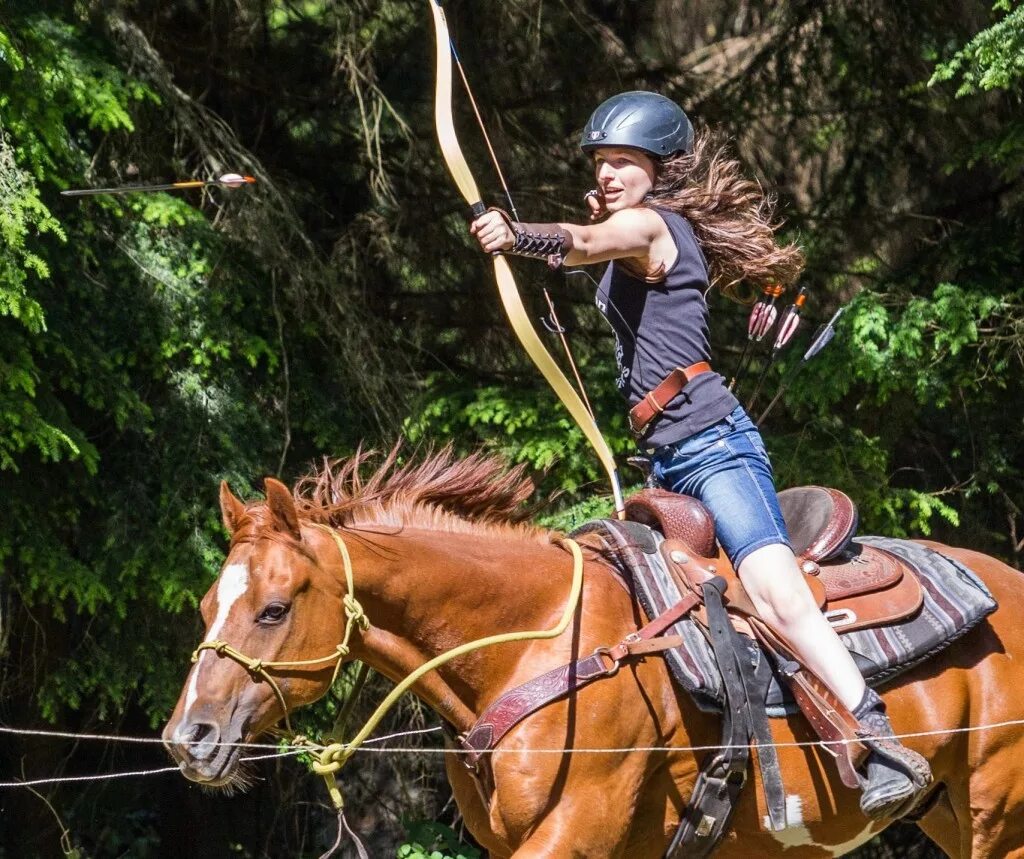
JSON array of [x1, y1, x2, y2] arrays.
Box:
[[574, 519, 997, 717]]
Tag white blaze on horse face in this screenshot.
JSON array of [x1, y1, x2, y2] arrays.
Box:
[[183, 558, 251, 716]]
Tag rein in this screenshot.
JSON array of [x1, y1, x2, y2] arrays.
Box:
[[190, 522, 585, 811]]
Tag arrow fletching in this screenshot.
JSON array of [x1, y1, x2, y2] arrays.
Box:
[[771, 286, 808, 352], [747, 301, 767, 337], [747, 284, 785, 340], [216, 173, 255, 189], [802, 306, 845, 361]]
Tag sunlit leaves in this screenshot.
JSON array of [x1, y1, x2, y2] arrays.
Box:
[[931, 1, 1024, 95]]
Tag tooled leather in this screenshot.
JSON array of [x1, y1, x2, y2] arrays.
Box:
[[660, 540, 827, 614], [625, 489, 716, 557], [627, 485, 855, 565], [459, 651, 610, 765], [661, 539, 922, 635], [816, 544, 902, 600], [459, 591, 703, 769], [801, 487, 859, 562], [826, 563, 924, 631]]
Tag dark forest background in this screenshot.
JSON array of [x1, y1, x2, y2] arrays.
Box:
[[1, 0, 1022, 856]]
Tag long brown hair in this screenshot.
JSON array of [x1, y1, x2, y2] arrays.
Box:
[[647, 129, 804, 301]]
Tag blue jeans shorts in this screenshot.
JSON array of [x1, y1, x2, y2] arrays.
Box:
[[650, 405, 791, 569]]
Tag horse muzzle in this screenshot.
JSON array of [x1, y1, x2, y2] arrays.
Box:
[[162, 715, 244, 786]]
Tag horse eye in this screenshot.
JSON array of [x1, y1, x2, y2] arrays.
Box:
[[258, 602, 290, 624]]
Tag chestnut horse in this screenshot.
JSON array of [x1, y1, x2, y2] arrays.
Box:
[[163, 450, 1024, 857]]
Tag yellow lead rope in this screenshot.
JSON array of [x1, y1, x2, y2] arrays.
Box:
[[190, 524, 585, 811], [309, 533, 584, 809]]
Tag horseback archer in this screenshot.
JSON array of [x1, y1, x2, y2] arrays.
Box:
[[469, 90, 930, 819]]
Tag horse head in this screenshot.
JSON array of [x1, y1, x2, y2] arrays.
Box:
[[162, 478, 349, 787]]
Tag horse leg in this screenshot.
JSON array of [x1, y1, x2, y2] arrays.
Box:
[[444, 759, 513, 858], [967, 771, 1024, 859], [503, 803, 633, 859], [914, 788, 960, 858], [486, 745, 651, 858]]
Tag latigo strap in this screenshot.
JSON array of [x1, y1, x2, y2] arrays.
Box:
[[457, 591, 701, 772], [629, 362, 712, 436]]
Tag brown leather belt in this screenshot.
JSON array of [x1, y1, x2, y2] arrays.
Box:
[[628, 361, 712, 436]]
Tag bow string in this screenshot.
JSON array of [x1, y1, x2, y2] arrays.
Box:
[[427, 0, 624, 515]]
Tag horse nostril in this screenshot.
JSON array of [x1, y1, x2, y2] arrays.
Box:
[[187, 721, 211, 743], [180, 720, 221, 762]]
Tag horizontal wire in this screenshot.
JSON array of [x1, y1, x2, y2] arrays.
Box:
[[3, 715, 1023, 790], [0, 767, 182, 788], [0, 724, 278, 749], [0, 723, 441, 751]]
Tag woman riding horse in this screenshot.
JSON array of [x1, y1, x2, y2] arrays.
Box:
[[469, 90, 930, 819], [163, 452, 1024, 856]]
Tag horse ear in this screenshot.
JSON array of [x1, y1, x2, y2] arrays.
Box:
[[219, 481, 247, 535], [264, 477, 302, 541]]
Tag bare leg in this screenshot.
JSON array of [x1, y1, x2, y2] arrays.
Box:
[[738, 542, 932, 819], [737, 542, 865, 709]]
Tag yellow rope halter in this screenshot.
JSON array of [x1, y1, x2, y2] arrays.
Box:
[[191, 525, 368, 735], [190, 522, 584, 810]]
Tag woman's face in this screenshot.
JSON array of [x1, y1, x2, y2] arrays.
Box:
[[592, 147, 657, 211]]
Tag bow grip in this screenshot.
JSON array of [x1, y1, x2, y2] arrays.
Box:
[[469, 200, 502, 257]]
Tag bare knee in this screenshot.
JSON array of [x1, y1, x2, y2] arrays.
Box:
[[737, 544, 820, 631]]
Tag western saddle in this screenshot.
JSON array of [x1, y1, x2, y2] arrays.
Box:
[[624, 485, 923, 636], [622, 485, 927, 855], [454, 485, 928, 857]]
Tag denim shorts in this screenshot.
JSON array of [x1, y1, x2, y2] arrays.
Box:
[[650, 405, 791, 569]]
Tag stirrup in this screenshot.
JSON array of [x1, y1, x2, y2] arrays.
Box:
[[857, 734, 933, 820]]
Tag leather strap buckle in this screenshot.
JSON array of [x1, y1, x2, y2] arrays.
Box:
[[592, 646, 622, 677], [628, 362, 712, 437]]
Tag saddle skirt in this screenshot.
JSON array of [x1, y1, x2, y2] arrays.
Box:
[[574, 488, 998, 715]]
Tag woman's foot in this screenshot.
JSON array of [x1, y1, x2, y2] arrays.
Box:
[[853, 689, 933, 819]]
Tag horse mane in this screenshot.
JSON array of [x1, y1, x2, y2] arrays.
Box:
[[290, 444, 551, 539]]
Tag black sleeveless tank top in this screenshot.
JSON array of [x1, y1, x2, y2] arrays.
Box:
[[594, 207, 738, 448]]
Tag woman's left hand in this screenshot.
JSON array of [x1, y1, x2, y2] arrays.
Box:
[[469, 210, 515, 254]]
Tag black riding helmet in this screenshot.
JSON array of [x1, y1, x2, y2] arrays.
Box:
[[580, 91, 694, 159]]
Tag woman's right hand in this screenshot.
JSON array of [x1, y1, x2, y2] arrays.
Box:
[[469, 210, 515, 254], [584, 188, 608, 221]]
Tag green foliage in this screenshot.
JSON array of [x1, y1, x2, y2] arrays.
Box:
[[0, 6, 362, 728], [1, 1, 1022, 856], [403, 369, 631, 506], [397, 821, 481, 859], [931, 1, 1024, 95]]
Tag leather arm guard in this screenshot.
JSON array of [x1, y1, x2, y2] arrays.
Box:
[[489, 207, 574, 269]]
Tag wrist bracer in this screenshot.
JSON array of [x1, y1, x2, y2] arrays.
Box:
[[489, 207, 573, 268]]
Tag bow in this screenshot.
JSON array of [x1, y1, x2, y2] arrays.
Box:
[[427, 0, 624, 514]]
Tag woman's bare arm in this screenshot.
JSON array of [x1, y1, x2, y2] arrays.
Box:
[[470, 207, 674, 270]]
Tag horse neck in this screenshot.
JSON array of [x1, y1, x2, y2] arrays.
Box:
[[339, 525, 578, 731]]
